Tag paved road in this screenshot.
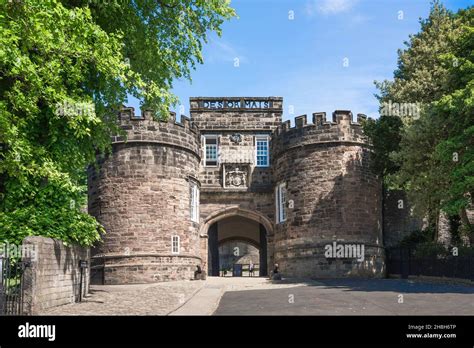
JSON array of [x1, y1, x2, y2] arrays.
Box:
[[213, 278, 474, 315]]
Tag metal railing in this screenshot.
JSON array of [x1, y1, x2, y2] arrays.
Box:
[[220, 263, 260, 277], [386, 247, 474, 280], [0, 257, 29, 315]]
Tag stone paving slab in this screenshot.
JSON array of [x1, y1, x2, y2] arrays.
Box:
[[170, 286, 224, 315], [214, 278, 474, 315], [170, 277, 313, 315], [41, 280, 205, 315]]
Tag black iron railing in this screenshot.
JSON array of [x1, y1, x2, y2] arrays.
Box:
[[0, 258, 29, 315], [386, 247, 474, 280]]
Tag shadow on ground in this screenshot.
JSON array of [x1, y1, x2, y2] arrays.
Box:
[[214, 278, 474, 315]]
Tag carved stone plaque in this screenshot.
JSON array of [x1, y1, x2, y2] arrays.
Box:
[[229, 133, 242, 144], [223, 164, 249, 189]]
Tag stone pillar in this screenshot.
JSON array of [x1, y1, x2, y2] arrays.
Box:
[[259, 224, 268, 276], [208, 223, 219, 276]]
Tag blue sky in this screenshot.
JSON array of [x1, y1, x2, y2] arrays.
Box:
[[128, 0, 472, 122]]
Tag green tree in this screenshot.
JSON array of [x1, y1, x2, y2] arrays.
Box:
[[0, 0, 235, 246], [375, 1, 459, 108], [429, 6, 474, 241], [366, 2, 473, 242]]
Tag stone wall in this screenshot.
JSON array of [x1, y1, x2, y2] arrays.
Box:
[[382, 190, 424, 247], [88, 108, 202, 284], [190, 97, 282, 131], [191, 97, 281, 192], [272, 111, 385, 278], [22, 236, 89, 315]]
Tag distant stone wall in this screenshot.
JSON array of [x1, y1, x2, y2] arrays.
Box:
[[383, 190, 424, 247], [22, 236, 89, 315]]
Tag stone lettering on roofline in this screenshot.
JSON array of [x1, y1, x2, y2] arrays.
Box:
[[202, 99, 271, 109], [190, 97, 283, 111]]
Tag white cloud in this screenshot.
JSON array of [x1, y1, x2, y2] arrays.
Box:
[[205, 39, 248, 65], [306, 0, 358, 16]]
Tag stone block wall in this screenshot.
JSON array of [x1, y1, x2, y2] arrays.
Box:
[[191, 97, 281, 192], [271, 111, 385, 278], [197, 132, 273, 190], [22, 236, 89, 315], [190, 97, 283, 131], [383, 190, 424, 247], [88, 109, 202, 284]]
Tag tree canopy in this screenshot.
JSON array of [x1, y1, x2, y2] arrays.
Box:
[[0, 0, 235, 246], [364, 1, 473, 243]]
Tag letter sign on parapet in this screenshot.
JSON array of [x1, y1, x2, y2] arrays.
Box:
[[202, 99, 272, 109]]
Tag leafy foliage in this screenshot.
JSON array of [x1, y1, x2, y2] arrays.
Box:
[[366, 2, 473, 242], [362, 115, 403, 183], [399, 229, 436, 248], [0, 0, 235, 246]]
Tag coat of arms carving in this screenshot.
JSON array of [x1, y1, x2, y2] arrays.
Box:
[[224, 165, 248, 188], [229, 133, 242, 144]]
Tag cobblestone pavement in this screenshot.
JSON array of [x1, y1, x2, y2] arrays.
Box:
[[214, 278, 474, 315], [42, 280, 204, 315]]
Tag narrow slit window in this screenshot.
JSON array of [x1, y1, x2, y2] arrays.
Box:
[[255, 136, 269, 167], [190, 181, 199, 223], [276, 182, 287, 223], [172, 235, 180, 254]]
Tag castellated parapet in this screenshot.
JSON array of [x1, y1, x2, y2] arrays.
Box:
[[88, 107, 202, 284], [89, 98, 385, 285], [272, 110, 384, 278]]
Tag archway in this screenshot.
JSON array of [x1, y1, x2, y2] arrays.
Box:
[[202, 208, 271, 277], [218, 238, 260, 276]]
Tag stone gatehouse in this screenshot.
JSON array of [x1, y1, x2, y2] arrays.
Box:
[[88, 97, 385, 284]]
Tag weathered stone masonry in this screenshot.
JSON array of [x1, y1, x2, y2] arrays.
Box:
[[272, 111, 384, 277], [89, 97, 386, 284], [88, 108, 202, 284]]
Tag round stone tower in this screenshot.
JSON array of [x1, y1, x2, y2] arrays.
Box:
[[271, 111, 384, 278], [88, 107, 202, 284]]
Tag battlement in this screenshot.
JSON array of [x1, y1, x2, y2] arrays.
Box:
[[118, 107, 200, 134], [272, 110, 369, 158], [111, 106, 201, 157], [276, 110, 367, 134]]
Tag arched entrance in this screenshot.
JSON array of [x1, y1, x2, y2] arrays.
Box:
[[201, 208, 272, 277]]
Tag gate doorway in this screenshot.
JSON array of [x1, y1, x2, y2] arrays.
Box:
[[0, 257, 28, 315], [207, 215, 268, 277]]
